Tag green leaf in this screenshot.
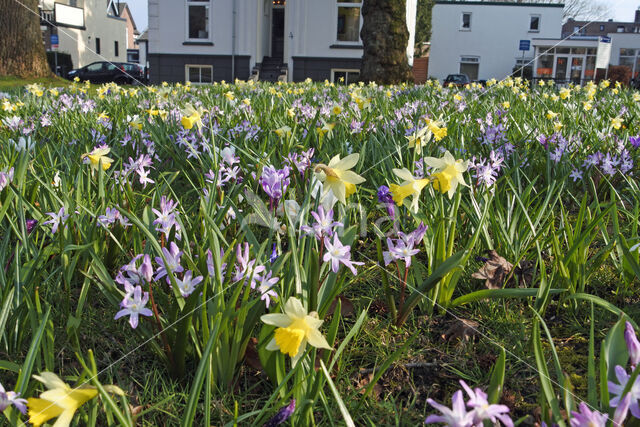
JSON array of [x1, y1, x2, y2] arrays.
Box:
[[451, 288, 565, 308], [320, 360, 355, 427], [16, 306, 51, 395], [487, 346, 505, 404]]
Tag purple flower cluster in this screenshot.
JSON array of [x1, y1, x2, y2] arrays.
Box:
[[0, 167, 14, 191], [383, 223, 426, 267], [153, 196, 182, 240], [260, 165, 291, 208], [286, 148, 314, 175], [233, 242, 279, 307], [97, 207, 131, 229], [426, 380, 513, 427], [377, 185, 396, 219], [0, 382, 27, 415], [301, 206, 343, 240]]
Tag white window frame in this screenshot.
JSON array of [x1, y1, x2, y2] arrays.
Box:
[[335, 0, 363, 44], [331, 68, 360, 84], [460, 12, 471, 31], [185, 0, 211, 42], [529, 14, 540, 32], [185, 64, 213, 84]]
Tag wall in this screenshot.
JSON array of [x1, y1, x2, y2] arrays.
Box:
[[47, 0, 127, 68], [121, 5, 138, 49], [609, 33, 640, 67], [429, 2, 562, 81]]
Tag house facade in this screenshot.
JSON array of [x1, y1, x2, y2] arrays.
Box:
[[429, 1, 563, 81], [147, 0, 418, 84], [39, 0, 128, 69]]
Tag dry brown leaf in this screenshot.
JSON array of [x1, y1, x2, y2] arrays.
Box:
[[244, 337, 262, 371], [472, 250, 513, 289], [442, 319, 479, 342]]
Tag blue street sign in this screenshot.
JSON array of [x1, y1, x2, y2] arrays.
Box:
[[600, 36, 611, 43], [519, 40, 530, 51], [50, 34, 59, 45]]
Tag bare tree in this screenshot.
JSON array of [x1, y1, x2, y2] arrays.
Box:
[[0, 0, 51, 77], [492, 0, 611, 21]]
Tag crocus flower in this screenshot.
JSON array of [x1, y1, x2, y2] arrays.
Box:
[[625, 321, 640, 368], [377, 185, 396, 219], [261, 297, 332, 363], [176, 270, 203, 298], [43, 207, 69, 234], [140, 254, 154, 283], [460, 380, 513, 427], [257, 271, 279, 308], [82, 145, 113, 171], [114, 285, 153, 329], [233, 242, 265, 288], [424, 150, 469, 199], [260, 165, 290, 207], [570, 402, 608, 427], [608, 365, 640, 418], [0, 382, 27, 414], [425, 390, 474, 427], [27, 372, 124, 427], [323, 234, 363, 275], [154, 242, 184, 283], [389, 167, 431, 213], [0, 167, 14, 191], [613, 393, 632, 426], [26, 219, 38, 234], [264, 399, 296, 427], [314, 153, 365, 204]]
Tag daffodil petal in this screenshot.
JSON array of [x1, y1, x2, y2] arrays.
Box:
[[260, 313, 292, 328]]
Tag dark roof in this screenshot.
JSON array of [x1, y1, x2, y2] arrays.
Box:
[[435, 1, 563, 7]]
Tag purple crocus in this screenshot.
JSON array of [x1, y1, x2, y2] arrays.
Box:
[[152, 196, 181, 240], [0, 382, 27, 415], [140, 254, 154, 283], [301, 206, 343, 240], [43, 207, 69, 234], [613, 393, 632, 426], [260, 165, 291, 209], [155, 242, 184, 283], [233, 242, 265, 288], [114, 285, 153, 329], [0, 168, 14, 191], [377, 185, 396, 219], [570, 402, 608, 427], [608, 365, 640, 418], [323, 234, 363, 275], [625, 321, 640, 368], [264, 399, 296, 427], [425, 390, 474, 427], [26, 219, 37, 234], [630, 136, 640, 148], [460, 380, 513, 427]]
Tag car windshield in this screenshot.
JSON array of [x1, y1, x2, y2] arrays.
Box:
[[447, 75, 467, 83]]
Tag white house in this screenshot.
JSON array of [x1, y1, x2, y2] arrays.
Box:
[[39, 0, 128, 69], [429, 1, 563, 81], [147, 0, 418, 84]]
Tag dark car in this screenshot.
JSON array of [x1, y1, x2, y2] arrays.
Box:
[[443, 74, 471, 87], [66, 61, 144, 85]]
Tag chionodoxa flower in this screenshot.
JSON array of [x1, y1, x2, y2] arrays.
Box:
[[27, 372, 124, 427], [261, 297, 332, 363], [424, 150, 469, 199], [314, 153, 365, 204]]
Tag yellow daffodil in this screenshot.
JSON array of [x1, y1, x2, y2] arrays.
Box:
[[502, 101, 510, 109], [242, 98, 251, 106], [49, 88, 58, 97], [546, 110, 558, 120], [180, 103, 205, 131], [261, 297, 332, 363], [314, 153, 365, 204], [224, 91, 235, 101], [26, 83, 44, 97], [127, 114, 143, 130], [424, 150, 469, 199], [583, 102, 592, 111], [332, 105, 342, 115], [538, 80, 546, 87], [554, 121, 563, 132], [559, 87, 571, 99], [550, 94, 559, 102], [274, 125, 292, 138], [389, 168, 430, 213], [406, 126, 429, 152], [427, 119, 447, 142], [286, 107, 295, 118], [82, 146, 114, 171], [611, 116, 623, 130], [317, 121, 335, 140], [28, 372, 123, 427]]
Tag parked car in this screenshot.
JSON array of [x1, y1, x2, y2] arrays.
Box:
[[66, 61, 145, 85], [443, 74, 470, 87]]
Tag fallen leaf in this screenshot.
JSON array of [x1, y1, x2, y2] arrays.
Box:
[[327, 295, 355, 317], [443, 318, 479, 342], [472, 250, 513, 289], [244, 337, 262, 371]]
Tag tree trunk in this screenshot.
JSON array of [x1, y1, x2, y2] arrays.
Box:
[[360, 0, 412, 84], [0, 0, 52, 77]]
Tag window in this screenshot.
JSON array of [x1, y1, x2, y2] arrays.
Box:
[[86, 63, 103, 72], [461, 12, 471, 30], [187, 0, 210, 40], [96, 37, 101, 54], [337, 0, 361, 42], [459, 56, 479, 80], [573, 26, 580, 34], [617, 25, 625, 33], [537, 54, 554, 76], [331, 69, 360, 84], [599, 25, 605, 31], [114, 40, 119, 57], [530, 15, 540, 32], [185, 65, 212, 84], [618, 48, 640, 79]]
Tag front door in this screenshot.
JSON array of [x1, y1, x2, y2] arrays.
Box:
[[555, 57, 568, 82], [271, 8, 284, 60], [570, 57, 583, 85]]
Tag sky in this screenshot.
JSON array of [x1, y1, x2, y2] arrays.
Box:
[[122, 1, 639, 34]]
